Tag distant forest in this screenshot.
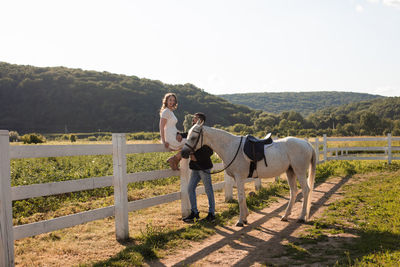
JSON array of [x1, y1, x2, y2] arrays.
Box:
[[232, 97, 400, 137], [1, 62, 400, 137], [219, 92, 383, 116], [0, 62, 257, 133]]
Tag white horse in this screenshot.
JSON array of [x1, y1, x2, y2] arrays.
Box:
[[181, 121, 316, 227]]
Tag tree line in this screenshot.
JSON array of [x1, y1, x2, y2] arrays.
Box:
[[219, 91, 383, 116], [1, 61, 399, 138], [223, 97, 400, 137]]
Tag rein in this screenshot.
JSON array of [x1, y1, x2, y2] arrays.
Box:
[[187, 130, 243, 175]]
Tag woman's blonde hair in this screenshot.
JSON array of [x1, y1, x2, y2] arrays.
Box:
[[160, 93, 178, 114]]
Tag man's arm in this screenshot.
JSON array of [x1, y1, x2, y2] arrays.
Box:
[[179, 132, 188, 139]]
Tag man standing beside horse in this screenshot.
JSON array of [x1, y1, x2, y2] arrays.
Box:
[[177, 112, 216, 223]]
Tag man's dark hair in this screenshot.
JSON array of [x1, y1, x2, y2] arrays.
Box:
[[195, 112, 206, 122]]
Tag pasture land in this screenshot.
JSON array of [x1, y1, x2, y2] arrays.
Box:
[[285, 162, 400, 266], [12, 156, 400, 266]]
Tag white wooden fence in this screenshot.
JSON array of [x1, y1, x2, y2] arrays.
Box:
[[0, 130, 261, 267], [317, 133, 400, 164], [0, 131, 399, 266]]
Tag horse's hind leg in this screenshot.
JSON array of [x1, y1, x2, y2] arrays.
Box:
[[281, 168, 298, 221], [297, 173, 310, 222]]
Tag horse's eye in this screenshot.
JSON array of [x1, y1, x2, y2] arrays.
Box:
[[190, 136, 196, 141]]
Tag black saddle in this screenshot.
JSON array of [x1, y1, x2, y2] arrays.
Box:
[[243, 133, 273, 178]]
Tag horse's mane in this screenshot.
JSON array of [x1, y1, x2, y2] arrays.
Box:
[[204, 126, 238, 138]]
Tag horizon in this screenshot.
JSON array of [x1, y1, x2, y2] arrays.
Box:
[[1, 0, 399, 97]]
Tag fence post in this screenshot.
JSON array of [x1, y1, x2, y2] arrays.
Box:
[[179, 158, 191, 218], [112, 133, 129, 241], [254, 178, 261, 191], [0, 130, 15, 267], [323, 134, 327, 162], [224, 171, 234, 202], [388, 133, 392, 165], [315, 137, 320, 164]]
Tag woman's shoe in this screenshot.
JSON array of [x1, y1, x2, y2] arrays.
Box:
[[167, 155, 180, 170]]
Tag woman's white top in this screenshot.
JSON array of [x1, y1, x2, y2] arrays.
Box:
[[160, 108, 186, 150]]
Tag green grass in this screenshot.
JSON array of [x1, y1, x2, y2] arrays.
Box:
[[315, 160, 400, 183], [282, 241, 311, 260], [292, 161, 400, 266]]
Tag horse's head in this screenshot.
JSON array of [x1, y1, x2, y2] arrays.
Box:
[[181, 120, 204, 159]]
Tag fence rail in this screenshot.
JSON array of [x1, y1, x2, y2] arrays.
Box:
[[0, 131, 398, 266], [320, 134, 400, 163]]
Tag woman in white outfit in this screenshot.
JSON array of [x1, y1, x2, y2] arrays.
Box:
[[159, 93, 185, 170]]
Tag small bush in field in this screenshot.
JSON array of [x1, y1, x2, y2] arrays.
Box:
[[9, 131, 20, 142], [87, 136, 97, 141], [128, 132, 160, 141], [60, 134, 70, 140], [70, 134, 77, 142], [21, 133, 46, 144], [98, 135, 111, 141]]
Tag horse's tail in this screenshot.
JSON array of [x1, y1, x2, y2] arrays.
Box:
[[308, 146, 317, 191]]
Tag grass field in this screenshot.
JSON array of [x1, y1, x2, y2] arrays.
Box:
[[286, 161, 400, 266]]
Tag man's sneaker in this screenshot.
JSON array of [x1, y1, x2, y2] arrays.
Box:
[[204, 212, 216, 222], [182, 211, 199, 222]]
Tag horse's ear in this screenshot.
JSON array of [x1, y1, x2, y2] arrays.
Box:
[[196, 120, 204, 126]]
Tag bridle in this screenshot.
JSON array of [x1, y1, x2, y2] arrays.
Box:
[[184, 127, 243, 175], [184, 128, 203, 153]]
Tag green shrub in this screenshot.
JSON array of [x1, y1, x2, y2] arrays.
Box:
[[70, 134, 76, 142], [98, 135, 111, 141], [87, 136, 97, 141], [128, 132, 160, 141], [9, 131, 20, 142], [20, 133, 46, 144], [60, 134, 70, 140]]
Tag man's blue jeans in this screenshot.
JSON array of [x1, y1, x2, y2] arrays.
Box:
[[188, 169, 215, 215]]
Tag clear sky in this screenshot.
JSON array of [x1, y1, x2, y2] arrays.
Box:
[[1, 0, 399, 96]]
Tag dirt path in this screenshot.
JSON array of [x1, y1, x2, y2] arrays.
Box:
[[149, 176, 350, 267]]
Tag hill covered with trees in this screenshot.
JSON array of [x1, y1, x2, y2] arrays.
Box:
[[219, 92, 383, 116], [223, 97, 400, 138], [1, 62, 399, 137], [0, 62, 257, 134]]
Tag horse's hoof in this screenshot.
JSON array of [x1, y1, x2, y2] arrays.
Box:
[[236, 222, 244, 227], [281, 216, 288, 222], [297, 218, 306, 223]]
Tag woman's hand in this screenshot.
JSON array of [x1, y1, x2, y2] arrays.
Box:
[[164, 142, 170, 149], [176, 133, 183, 142]]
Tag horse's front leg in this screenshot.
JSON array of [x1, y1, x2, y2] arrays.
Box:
[[235, 177, 248, 227]]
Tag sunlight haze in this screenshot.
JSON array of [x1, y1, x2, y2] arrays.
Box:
[[1, 0, 399, 96]]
